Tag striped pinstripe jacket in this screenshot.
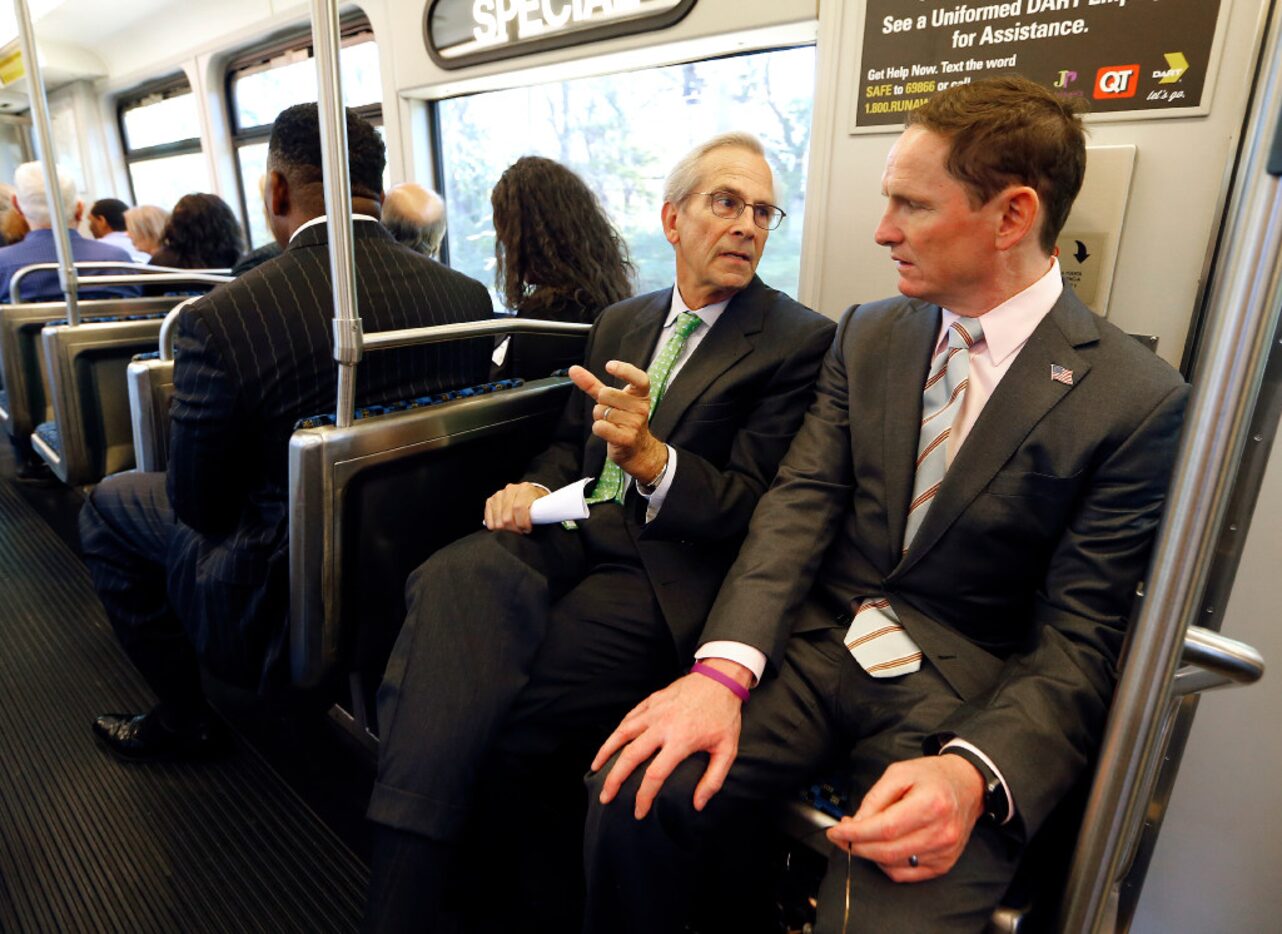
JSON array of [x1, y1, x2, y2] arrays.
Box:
[[162, 219, 493, 688]]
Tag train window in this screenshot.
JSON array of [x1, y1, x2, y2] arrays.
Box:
[[435, 46, 817, 302], [118, 78, 211, 211], [228, 18, 383, 248]]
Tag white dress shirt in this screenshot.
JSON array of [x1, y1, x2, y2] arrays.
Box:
[[289, 213, 380, 243], [101, 230, 150, 265]]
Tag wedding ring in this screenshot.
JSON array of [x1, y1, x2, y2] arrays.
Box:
[[602, 406, 613, 421], [908, 854, 920, 868]]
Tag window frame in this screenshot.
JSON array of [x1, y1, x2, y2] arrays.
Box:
[[224, 13, 382, 248], [426, 42, 817, 291], [117, 73, 202, 206]]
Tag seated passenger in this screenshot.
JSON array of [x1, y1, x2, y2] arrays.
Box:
[[366, 132, 836, 931], [123, 204, 167, 257], [489, 156, 635, 379], [144, 193, 243, 295], [381, 181, 446, 258], [87, 197, 150, 263], [581, 76, 1190, 934], [230, 176, 282, 276], [0, 182, 27, 245], [81, 103, 494, 760], [0, 162, 142, 303]]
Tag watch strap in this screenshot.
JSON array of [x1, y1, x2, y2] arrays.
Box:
[[942, 746, 1009, 824]]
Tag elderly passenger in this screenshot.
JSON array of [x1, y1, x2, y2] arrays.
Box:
[[123, 205, 168, 257], [366, 132, 835, 932], [0, 162, 141, 303], [381, 181, 447, 258]]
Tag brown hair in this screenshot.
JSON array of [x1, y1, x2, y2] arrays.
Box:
[[491, 156, 634, 318], [906, 75, 1086, 253]]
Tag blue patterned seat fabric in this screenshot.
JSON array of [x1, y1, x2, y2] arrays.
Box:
[[293, 378, 526, 430], [34, 420, 61, 455]]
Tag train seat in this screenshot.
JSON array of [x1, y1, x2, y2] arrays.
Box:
[[0, 296, 177, 458], [125, 352, 174, 473], [287, 375, 574, 737], [33, 314, 170, 485]]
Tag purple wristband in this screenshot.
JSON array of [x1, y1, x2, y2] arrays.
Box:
[[690, 662, 750, 703]]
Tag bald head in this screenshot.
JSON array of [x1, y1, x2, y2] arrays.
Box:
[[382, 183, 446, 258]]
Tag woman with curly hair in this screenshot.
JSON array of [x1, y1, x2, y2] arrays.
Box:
[[491, 156, 634, 378], [143, 193, 240, 290]]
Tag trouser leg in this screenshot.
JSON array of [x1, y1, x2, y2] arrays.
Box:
[[583, 630, 848, 934], [79, 471, 206, 720], [369, 522, 591, 840], [469, 525, 678, 932], [583, 627, 1025, 934]]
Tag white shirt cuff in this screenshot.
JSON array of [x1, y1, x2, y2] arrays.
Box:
[[941, 737, 1016, 826], [637, 444, 678, 523], [694, 641, 767, 685]]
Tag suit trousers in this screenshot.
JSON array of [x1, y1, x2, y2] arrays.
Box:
[[79, 471, 206, 719], [583, 627, 1025, 934], [369, 502, 682, 924]]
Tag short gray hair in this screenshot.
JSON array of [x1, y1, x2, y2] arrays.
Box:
[[663, 132, 770, 207], [13, 161, 79, 227]]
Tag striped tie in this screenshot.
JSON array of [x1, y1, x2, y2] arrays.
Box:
[[844, 318, 983, 678], [585, 311, 703, 505]]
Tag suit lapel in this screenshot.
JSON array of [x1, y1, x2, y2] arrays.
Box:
[[882, 304, 941, 565], [893, 289, 1098, 577], [649, 280, 761, 440]]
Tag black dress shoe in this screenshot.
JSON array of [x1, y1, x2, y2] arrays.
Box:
[[92, 710, 229, 762]]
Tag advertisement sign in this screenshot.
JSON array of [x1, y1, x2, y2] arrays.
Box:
[[850, 0, 1225, 131], [425, 0, 696, 70]]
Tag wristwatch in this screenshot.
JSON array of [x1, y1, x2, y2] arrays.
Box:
[[942, 747, 1010, 824], [636, 456, 669, 495]]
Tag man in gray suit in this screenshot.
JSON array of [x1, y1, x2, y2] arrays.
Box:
[[584, 76, 1188, 932], [366, 133, 835, 930]]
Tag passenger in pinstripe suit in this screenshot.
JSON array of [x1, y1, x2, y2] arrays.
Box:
[[79, 104, 493, 760]]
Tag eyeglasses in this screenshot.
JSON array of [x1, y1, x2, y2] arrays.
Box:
[[694, 190, 787, 230]]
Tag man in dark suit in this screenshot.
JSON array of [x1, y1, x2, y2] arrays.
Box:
[[366, 134, 835, 929], [80, 104, 493, 760], [583, 77, 1189, 932]]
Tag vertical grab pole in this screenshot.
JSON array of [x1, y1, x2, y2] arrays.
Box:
[[13, 0, 79, 324], [1058, 1, 1282, 930], [309, 0, 362, 428]]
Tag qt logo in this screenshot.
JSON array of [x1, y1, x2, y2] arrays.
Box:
[[1095, 65, 1140, 99]]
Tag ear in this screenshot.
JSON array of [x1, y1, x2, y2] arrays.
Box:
[[73, 200, 84, 223], [661, 201, 680, 246], [11, 194, 22, 218], [994, 185, 1039, 251], [267, 170, 289, 218]]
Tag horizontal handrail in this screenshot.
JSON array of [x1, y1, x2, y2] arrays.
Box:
[[158, 296, 205, 361], [10, 262, 232, 303], [363, 317, 592, 352], [1172, 625, 1265, 696]]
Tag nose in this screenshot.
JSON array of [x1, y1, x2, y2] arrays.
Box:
[[729, 206, 757, 239], [874, 207, 900, 247]]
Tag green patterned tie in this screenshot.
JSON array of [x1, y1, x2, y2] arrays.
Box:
[[585, 311, 704, 505]]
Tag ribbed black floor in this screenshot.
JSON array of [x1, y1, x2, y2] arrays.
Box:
[[0, 478, 367, 932]]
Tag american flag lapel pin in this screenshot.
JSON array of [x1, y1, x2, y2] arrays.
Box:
[[1051, 363, 1074, 386]]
